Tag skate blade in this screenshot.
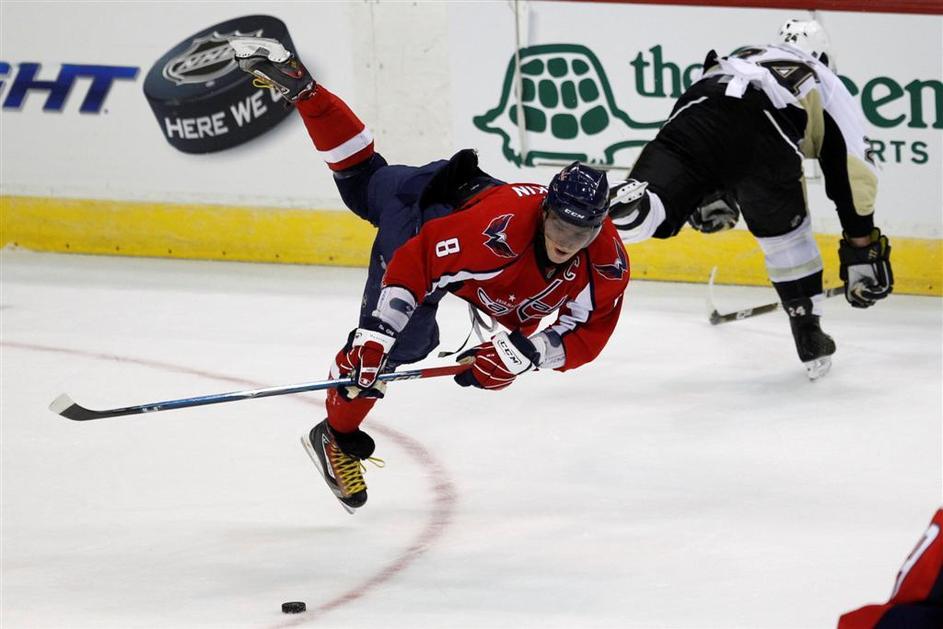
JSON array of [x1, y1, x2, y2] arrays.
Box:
[[228, 37, 291, 63], [300, 434, 356, 515], [804, 356, 832, 381]]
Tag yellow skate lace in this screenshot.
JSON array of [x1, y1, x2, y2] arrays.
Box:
[[330, 445, 385, 496], [252, 77, 274, 89]]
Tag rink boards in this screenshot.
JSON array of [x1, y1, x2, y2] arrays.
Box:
[[2, 2, 940, 295], [2, 194, 940, 295]]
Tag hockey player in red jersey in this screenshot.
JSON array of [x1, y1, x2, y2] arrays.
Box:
[[229, 37, 630, 513], [838, 508, 943, 628]]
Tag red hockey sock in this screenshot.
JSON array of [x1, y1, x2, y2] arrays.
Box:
[[325, 388, 377, 433], [295, 86, 375, 171]]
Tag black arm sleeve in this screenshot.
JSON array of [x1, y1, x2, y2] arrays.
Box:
[[819, 111, 874, 237]]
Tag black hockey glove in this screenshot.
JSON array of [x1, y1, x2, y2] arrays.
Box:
[[687, 190, 740, 234], [608, 179, 648, 220], [839, 228, 893, 309]]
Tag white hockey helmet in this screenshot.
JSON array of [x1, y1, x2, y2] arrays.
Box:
[[778, 19, 832, 64]]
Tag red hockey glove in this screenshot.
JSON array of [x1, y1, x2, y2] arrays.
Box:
[[454, 331, 540, 391], [336, 324, 396, 399]]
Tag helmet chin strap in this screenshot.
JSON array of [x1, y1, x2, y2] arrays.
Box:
[[534, 220, 552, 264]]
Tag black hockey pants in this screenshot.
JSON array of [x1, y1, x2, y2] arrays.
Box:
[[630, 76, 810, 240]]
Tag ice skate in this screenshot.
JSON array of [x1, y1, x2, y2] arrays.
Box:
[[784, 298, 836, 381], [228, 36, 315, 102], [300, 419, 382, 514]]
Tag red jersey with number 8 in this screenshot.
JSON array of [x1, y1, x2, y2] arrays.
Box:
[[381, 183, 630, 371]]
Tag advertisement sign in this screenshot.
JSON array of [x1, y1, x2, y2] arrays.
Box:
[[450, 3, 942, 238], [142, 15, 298, 154], [0, 2, 356, 207], [0, 1, 939, 291]]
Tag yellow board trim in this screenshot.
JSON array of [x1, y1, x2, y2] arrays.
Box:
[[2, 195, 940, 296], [0, 195, 376, 267], [625, 228, 941, 296]]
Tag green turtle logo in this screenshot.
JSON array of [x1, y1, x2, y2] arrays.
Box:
[[474, 44, 662, 167]]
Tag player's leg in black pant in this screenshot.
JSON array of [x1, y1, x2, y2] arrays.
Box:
[[735, 104, 835, 378]]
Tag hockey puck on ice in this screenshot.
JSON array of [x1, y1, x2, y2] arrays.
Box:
[[142, 15, 297, 154], [281, 601, 306, 614]]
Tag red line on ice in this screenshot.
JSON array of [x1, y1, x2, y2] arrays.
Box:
[[6, 340, 458, 626]]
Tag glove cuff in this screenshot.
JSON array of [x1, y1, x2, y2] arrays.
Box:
[[842, 227, 883, 244], [492, 331, 536, 375], [353, 324, 396, 352], [839, 228, 890, 266]]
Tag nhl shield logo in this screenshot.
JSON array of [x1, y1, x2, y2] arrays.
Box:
[[162, 29, 261, 86], [144, 16, 298, 153]]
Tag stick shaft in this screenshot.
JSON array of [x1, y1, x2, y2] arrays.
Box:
[[709, 286, 844, 325], [51, 364, 468, 421]]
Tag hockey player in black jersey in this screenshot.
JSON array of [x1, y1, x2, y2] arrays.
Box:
[[610, 19, 893, 379]]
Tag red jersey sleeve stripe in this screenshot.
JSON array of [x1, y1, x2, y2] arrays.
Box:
[[329, 142, 375, 171], [319, 129, 374, 164]]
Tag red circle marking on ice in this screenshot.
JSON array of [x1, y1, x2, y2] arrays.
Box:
[[5, 341, 458, 626]]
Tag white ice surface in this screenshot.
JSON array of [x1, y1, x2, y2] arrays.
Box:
[[2, 249, 940, 629]]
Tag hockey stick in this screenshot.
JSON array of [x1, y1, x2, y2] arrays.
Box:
[[49, 364, 468, 421], [707, 267, 844, 325]]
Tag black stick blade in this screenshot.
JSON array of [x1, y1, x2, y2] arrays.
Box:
[[49, 394, 107, 421]]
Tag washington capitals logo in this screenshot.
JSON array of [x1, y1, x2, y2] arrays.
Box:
[[593, 237, 628, 280], [483, 214, 516, 258], [517, 279, 567, 322]]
